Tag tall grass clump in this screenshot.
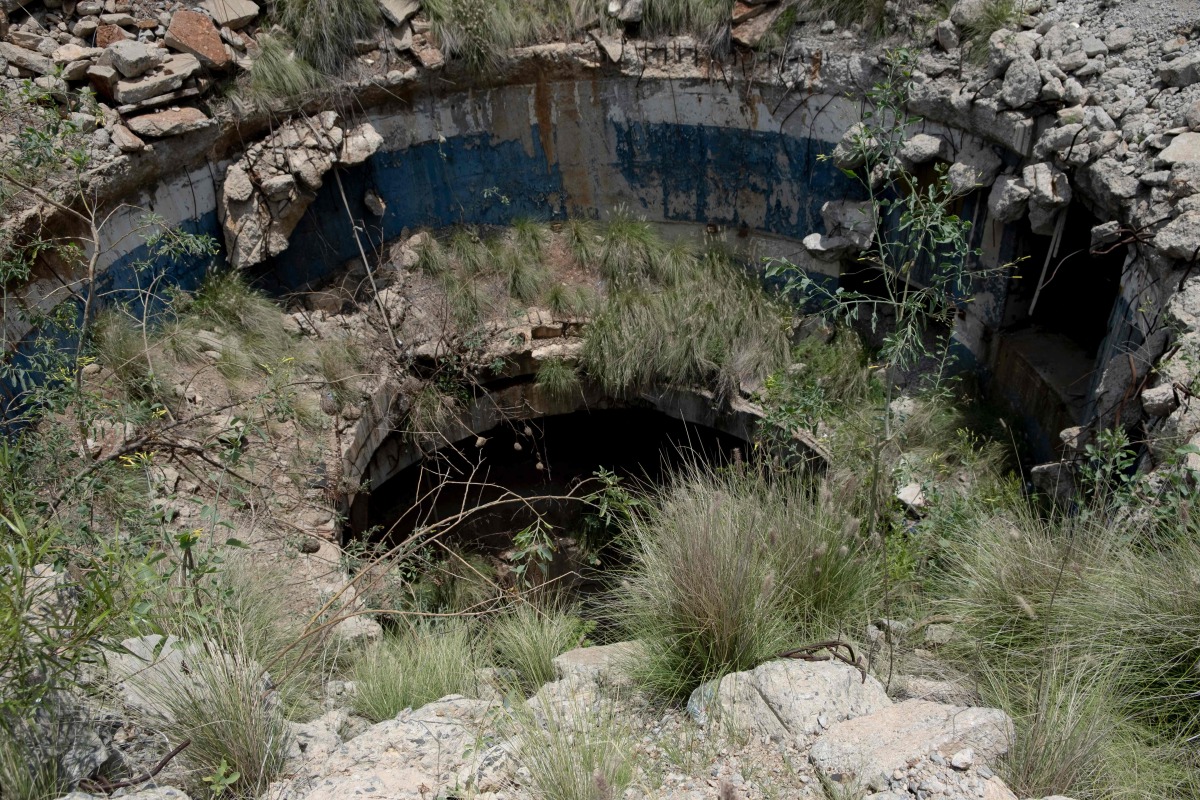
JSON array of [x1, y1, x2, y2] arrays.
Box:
[[180, 271, 294, 379], [275, 0, 379, 73], [489, 604, 588, 693], [133, 630, 292, 797], [536, 357, 581, 401], [507, 700, 635, 800], [583, 249, 789, 397], [933, 493, 1200, 798], [596, 211, 667, 288], [616, 466, 877, 701], [566, 217, 601, 266], [546, 283, 595, 318], [92, 309, 158, 402], [641, 0, 734, 55], [423, 0, 518, 72], [241, 35, 322, 107], [351, 622, 481, 722]]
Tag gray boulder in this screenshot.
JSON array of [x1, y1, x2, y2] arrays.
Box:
[[809, 699, 1013, 792], [1001, 54, 1042, 108], [987, 176, 1030, 223], [1160, 52, 1200, 88], [687, 658, 891, 738]]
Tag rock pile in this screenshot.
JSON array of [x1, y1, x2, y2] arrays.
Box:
[[219, 113, 383, 269]]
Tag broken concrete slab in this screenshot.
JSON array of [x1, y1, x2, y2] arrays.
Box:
[[113, 69, 184, 104], [199, 0, 259, 30], [125, 107, 215, 137], [165, 8, 230, 69], [0, 41, 54, 75]]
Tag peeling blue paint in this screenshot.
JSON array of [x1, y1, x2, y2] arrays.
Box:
[[265, 129, 566, 291], [611, 121, 862, 238]]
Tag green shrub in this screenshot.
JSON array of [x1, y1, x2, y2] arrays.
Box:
[[489, 604, 589, 693], [352, 622, 481, 722], [275, 0, 379, 74]]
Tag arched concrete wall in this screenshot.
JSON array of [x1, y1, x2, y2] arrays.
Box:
[[341, 362, 800, 536]]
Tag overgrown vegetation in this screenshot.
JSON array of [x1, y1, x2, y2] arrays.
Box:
[[239, 35, 324, 108], [582, 214, 790, 398], [616, 466, 878, 701], [274, 0, 380, 74], [352, 622, 480, 722]]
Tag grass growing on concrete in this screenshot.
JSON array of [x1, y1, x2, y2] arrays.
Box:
[[536, 357, 582, 401], [583, 246, 789, 397], [351, 622, 481, 722]]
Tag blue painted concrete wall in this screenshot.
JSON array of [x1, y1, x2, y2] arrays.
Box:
[[264, 120, 862, 292]]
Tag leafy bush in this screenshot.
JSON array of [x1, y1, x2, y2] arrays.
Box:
[[351, 622, 481, 722]]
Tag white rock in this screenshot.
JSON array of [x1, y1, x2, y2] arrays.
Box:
[[809, 700, 1014, 792], [687, 658, 891, 738]]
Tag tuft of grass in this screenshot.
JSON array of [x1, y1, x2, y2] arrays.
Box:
[[314, 336, 366, 407], [566, 217, 601, 267], [508, 699, 636, 800], [0, 719, 72, 800], [449, 226, 492, 276], [961, 0, 1026, 61], [415, 234, 450, 278], [275, 0, 380, 74], [92, 309, 158, 402], [499, 243, 549, 304], [489, 604, 588, 693], [512, 217, 551, 260], [597, 211, 666, 289], [806, 0, 889, 37], [582, 248, 789, 398], [546, 283, 596, 318], [443, 271, 484, 328], [184, 271, 294, 378], [616, 466, 877, 701], [407, 382, 463, 443], [137, 630, 293, 797], [640, 0, 734, 56], [536, 358, 581, 401], [351, 622, 481, 722], [241, 35, 323, 108], [423, 0, 519, 73]]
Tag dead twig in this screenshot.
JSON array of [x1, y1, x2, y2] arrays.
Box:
[[78, 738, 191, 794], [776, 639, 867, 683]]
